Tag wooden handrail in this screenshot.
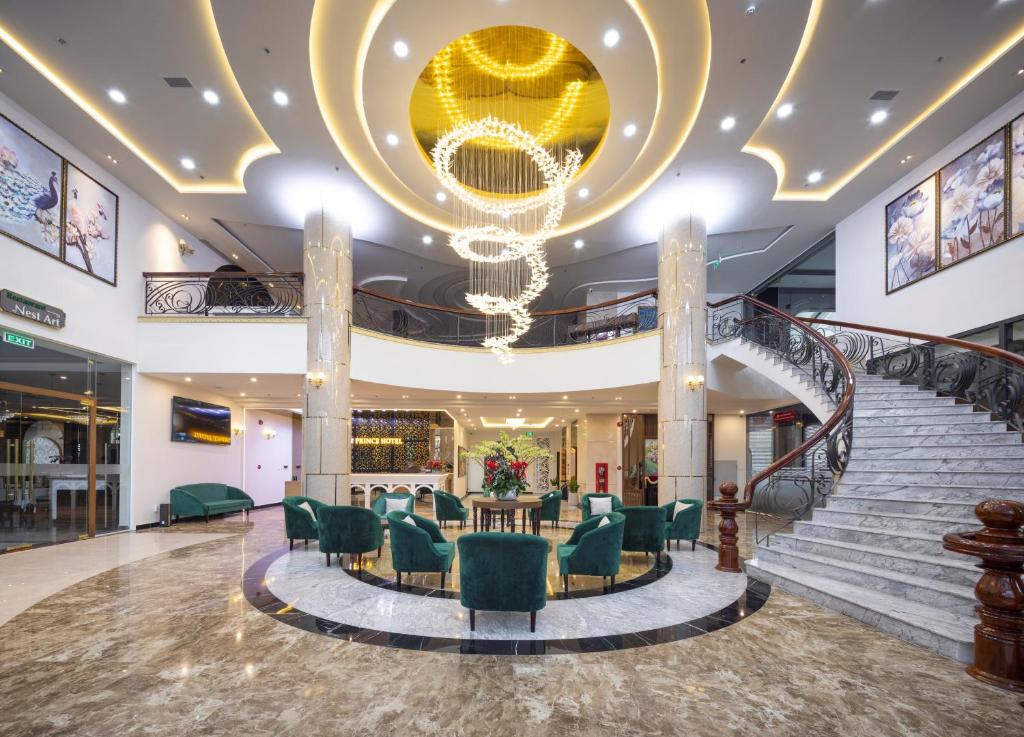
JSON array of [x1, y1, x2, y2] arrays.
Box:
[[142, 271, 303, 278], [802, 317, 1024, 370]]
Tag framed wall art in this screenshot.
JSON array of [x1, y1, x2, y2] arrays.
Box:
[[1011, 113, 1024, 236], [938, 128, 1006, 268], [885, 175, 937, 293], [63, 163, 119, 285], [0, 111, 63, 258]]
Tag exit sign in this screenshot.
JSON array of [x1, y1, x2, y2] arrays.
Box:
[[3, 330, 34, 349]]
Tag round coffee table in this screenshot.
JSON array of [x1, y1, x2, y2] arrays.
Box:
[[471, 494, 543, 535]]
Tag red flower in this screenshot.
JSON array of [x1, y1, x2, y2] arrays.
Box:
[[486, 459, 498, 470]]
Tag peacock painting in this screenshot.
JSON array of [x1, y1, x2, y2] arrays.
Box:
[[63, 163, 118, 284], [0, 113, 63, 256]]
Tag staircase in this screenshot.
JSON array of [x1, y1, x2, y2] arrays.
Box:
[[746, 372, 1024, 662]]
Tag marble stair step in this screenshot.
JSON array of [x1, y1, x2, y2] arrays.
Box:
[[754, 545, 976, 616], [853, 412, 993, 426], [845, 457, 1024, 472], [836, 482, 1024, 504], [853, 423, 1013, 438], [826, 494, 978, 520], [792, 519, 951, 557], [856, 397, 957, 410], [854, 388, 941, 399], [855, 405, 978, 419], [842, 469, 1024, 489], [810, 508, 977, 536], [770, 533, 979, 588], [745, 558, 975, 662], [850, 444, 1024, 459]]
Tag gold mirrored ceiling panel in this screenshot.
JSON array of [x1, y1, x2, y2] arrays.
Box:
[[410, 25, 610, 195]]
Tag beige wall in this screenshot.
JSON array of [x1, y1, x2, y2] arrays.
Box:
[[712, 414, 747, 495], [579, 414, 621, 496]]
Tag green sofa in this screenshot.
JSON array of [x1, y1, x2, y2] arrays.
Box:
[[433, 490, 468, 529], [283, 496, 325, 549], [170, 483, 253, 523], [557, 511, 625, 595], [371, 492, 414, 520], [662, 498, 703, 551], [530, 490, 563, 528], [620, 505, 667, 565], [581, 492, 623, 521], [457, 532, 548, 632], [316, 505, 384, 571], [387, 511, 456, 589]]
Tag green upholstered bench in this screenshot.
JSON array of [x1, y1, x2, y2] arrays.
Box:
[[170, 483, 254, 523]]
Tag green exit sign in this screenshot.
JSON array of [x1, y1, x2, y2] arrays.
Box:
[[525, 431, 534, 437], [3, 330, 34, 349]]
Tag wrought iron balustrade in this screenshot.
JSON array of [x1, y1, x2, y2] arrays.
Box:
[[143, 272, 303, 316]]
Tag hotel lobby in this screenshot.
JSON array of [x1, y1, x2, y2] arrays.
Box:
[[1, 1, 1024, 735]]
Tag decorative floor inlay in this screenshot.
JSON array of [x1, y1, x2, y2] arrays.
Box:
[[243, 542, 769, 654]]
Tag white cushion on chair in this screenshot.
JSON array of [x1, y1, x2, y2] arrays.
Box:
[[597, 515, 611, 528], [297, 501, 316, 520], [589, 497, 613, 515], [673, 501, 694, 519], [401, 515, 416, 526], [385, 498, 408, 514]]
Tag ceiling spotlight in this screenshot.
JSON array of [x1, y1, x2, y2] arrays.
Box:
[[603, 29, 620, 48], [180, 157, 196, 170], [393, 40, 409, 58], [202, 89, 220, 105], [250, 377, 258, 383], [869, 109, 888, 125], [573, 239, 585, 249], [456, 394, 462, 399], [562, 395, 568, 400], [240, 392, 246, 397], [272, 90, 289, 106], [435, 191, 447, 203], [1018, 67, 1024, 76], [776, 103, 794, 119], [578, 187, 590, 199], [421, 234, 433, 245], [623, 123, 637, 138], [720, 116, 736, 131], [107, 88, 127, 104], [385, 133, 399, 146], [745, 4, 757, 15], [232, 253, 239, 260], [806, 170, 823, 184], [185, 377, 192, 382]]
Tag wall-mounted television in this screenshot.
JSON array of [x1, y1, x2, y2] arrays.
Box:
[[171, 396, 231, 445]]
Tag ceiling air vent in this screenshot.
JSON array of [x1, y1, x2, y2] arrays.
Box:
[[163, 76, 193, 88], [869, 89, 899, 101]]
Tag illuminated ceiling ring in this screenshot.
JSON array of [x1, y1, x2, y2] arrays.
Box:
[[457, 32, 567, 79]]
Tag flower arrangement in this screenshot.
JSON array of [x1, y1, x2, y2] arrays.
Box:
[[462, 431, 548, 500], [425, 459, 444, 472]]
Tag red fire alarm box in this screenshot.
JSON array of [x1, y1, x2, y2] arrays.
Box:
[[595, 462, 608, 492]]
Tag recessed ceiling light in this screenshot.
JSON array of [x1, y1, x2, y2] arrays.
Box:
[[869, 109, 888, 125], [108, 88, 127, 104], [739, 410, 745, 414], [385, 133, 399, 147], [720, 116, 736, 131], [573, 239, 585, 249], [393, 40, 409, 58], [232, 253, 239, 260], [421, 234, 433, 245], [202, 89, 220, 105], [185, 377, 192, 382], [240, 392, 246, 397], [250, 377, 258, 383], [776, 102, 794, 119], [180, 157, 196, 170], [614, 396, 622, 400], [435, 191, 447, 202], [1018, 67, 1024, 76], [578, 187, 589, 199], [456, 394, 462, 399], [745, 4, 757, 15], [562, 395, 568, 400], [574, 409, 579, 413], [623, 123, 637, 138], [272, 90, 289, 106], [603, 29, 620, 48], [806, 170, 823, 184], [59, 375, 67, 380]]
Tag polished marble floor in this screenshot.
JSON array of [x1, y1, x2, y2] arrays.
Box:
[[0, 504, 1019, 737]]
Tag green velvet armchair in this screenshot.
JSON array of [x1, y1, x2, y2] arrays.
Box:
[[530, 490, 563, 528], [283, 496, 325, 549], [581, 492, 623, 521], [662, 498, 703, 551], [316, 505, 384, 571], [170, 483, 253, 523], [433, 491, 468, 529], [386, 511, 456, 589], [371, 492, 414, 520], [457, 532, 548, 632], [557, 511, 625, 595], [619, 505, 667, 565]]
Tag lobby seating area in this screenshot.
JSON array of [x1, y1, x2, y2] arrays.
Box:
[[169, 483, 253, 523]]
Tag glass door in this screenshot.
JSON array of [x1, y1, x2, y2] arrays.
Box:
[[0, 381, 96, 552]]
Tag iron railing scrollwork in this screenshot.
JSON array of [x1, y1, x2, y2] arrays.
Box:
[[143, 272, 303, 316], [706, 296, 856, 545], [806, 317, 1024, 435]]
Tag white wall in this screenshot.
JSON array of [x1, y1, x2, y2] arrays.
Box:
[[712, 414, 747, 494], [243, 409, 296, 507], [452, 420, 469, 496], [579, 414, 621, 496], [132, 374, 243, 527], [836, 90, 1024, 336]]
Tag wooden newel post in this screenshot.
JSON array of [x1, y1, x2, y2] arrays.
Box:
[[943, 499, 1024, 693], [709, 482, 743, 574]]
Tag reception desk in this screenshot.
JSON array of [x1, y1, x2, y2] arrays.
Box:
[[350, 473, 451, 502]]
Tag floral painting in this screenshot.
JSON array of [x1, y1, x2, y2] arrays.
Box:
[[63, 164, 118, 284], [0, 113, 63, 257], [939, 129, 1006, 267], [885, 176, 936, 292], [1011, 115, 1024, 236]]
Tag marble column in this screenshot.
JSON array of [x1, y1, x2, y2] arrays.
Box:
[[302, 205, 352, 506], [657, 212, 707, 506]]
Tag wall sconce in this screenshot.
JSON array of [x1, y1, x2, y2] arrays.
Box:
[[262, 428, 277, 440], [233, 426, 244, 437], [306, 371, 326, 389], [177, 238, 195, 257], [686, 374, 705, 392]]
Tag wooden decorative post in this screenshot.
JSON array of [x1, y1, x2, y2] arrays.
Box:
[[709, 482, 742, 573], [943, 499, 1024, 693]]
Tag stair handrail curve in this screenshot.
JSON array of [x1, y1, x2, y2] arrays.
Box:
[[803, 317, 1024, 435], [705, 295, 857, 553]]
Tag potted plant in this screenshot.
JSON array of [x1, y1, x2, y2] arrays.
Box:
[[567, 478, 580, 507], [424, 459, 443, 472], [463, 432, 548, 501]]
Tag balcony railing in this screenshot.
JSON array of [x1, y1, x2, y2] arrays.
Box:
[[143, 272, 303, 316]]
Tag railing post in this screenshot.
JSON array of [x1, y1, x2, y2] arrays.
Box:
[[943, 500, 1024, 692], [709, 482, 743, 573]]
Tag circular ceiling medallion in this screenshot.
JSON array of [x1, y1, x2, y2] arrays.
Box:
[[409, 25, 610, 195]]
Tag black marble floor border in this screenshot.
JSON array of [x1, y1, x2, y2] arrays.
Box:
[[242, 543, 771, 656]]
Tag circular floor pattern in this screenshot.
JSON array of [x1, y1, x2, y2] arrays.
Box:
[[243, 543, 770, 655]]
